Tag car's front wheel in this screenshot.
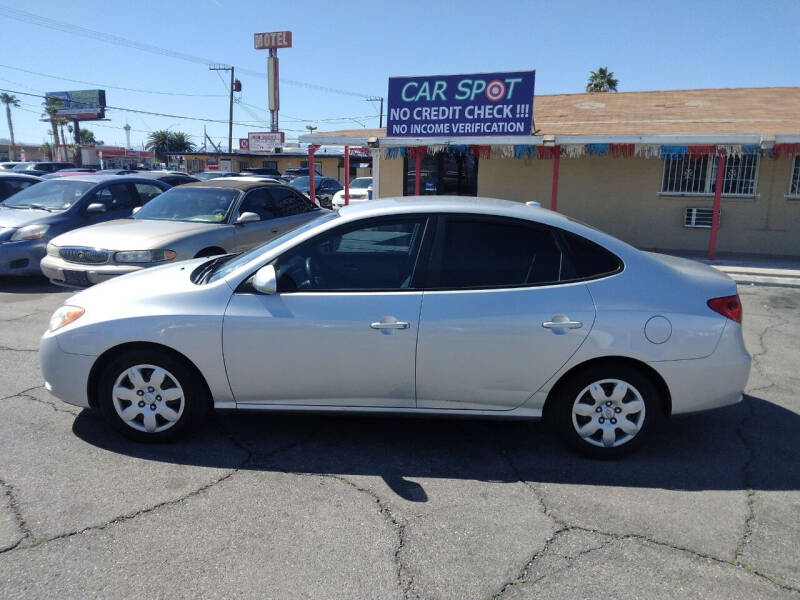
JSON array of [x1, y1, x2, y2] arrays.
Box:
[[553, 364, 662, 458], [97, 349, 209, 442]]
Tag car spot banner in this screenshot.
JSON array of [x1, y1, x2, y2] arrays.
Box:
[[387, 70, 535, 137]]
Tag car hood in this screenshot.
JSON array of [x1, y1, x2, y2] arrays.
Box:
[[0, 205, 58, 228], [51, 218, 223, 250]]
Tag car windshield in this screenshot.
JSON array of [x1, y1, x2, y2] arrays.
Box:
[[11, 163, 35, 171], [290, 176, 314, 192], [1, 179, 94, 210], [206, 211, 339, 283], [350, 178, 372, 189], [133, 187, 239, 222]]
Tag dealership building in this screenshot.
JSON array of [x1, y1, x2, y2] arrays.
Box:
[[302, 86, 800, 257]]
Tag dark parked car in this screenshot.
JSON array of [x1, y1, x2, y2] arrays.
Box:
[[95, 169, 139, 175], [12, 162, 76, 176], [242, 167, 281, 177], [0, 175, 170, 276], [289, 176, 343, 209], [133, 171, 199, 186], [282, 167, 323, 178], [0, 173, 42, 202]]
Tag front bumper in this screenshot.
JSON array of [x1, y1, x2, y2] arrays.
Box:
[[40, 255, 144, 288], [40, 333, 96, 408], [0, 239, 47, 276]]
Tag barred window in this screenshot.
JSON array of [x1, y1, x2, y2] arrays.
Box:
[[661, 155, 759, 196], [789, 156, 800, 198]]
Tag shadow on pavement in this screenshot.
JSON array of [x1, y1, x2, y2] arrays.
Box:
[[0, 276, 65, 294], [72, 394, 799, 502]]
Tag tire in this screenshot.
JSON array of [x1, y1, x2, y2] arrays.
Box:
[[97, 349, 210, 443], [552, 364, 663, 458]]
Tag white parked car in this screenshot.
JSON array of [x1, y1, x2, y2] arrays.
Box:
[[40, 196, 750, 456], [331, 177, 372, 209]]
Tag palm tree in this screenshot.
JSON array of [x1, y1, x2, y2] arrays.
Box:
[[146, 130, 195, 164], [42, 97, 63, 160], [586, 67, 619, 93], [1, 93, 20, 161]]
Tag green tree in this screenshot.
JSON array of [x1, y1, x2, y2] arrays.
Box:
[[146, 130, 195, 164], [586, 67, 619, 93], [79, 128, 102, 145], [42, 97, 64, 159]]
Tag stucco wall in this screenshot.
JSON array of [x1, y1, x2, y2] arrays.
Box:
[[473, 154, 800, 256]]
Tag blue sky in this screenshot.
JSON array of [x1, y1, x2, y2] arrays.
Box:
[[0, 0, 797, 149]]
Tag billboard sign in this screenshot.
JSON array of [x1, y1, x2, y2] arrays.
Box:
[[248, 131, 285, 153], [45, 90, 106, 120], [387, 71, 534, 137], [254, 31, 292, 49]]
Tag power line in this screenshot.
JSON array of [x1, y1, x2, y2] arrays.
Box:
[[0, 86, 310, 132], [0, 64, 226, 97], [0, 5, 374, 99]]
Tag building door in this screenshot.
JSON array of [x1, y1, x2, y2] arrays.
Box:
[[404, 151, 478, 196]]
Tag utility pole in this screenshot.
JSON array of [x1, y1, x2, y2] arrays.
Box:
[[209, 64, 240, 153], [366, 96, 384, 128]]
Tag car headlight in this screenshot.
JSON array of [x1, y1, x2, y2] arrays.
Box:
[[49, 305, 85, 332], [10, 223, 49, 241], [114, 249, 177, 263]]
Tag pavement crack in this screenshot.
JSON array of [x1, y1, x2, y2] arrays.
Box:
[[0, 385, 45, 403], [0, 478, 33, 554], [16, 392, 82, 416], [0, 346, 38, 353]]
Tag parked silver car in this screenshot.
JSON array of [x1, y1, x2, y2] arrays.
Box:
[[40, 196, 750, 457], [41, 178, 322, 287]]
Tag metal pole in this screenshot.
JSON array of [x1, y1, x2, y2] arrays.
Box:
[[379, 97, 384, 128], [709, 151, 726, 260], [228, 67, 234, 154], [72, 119, 82, 166], [414, 150, 422, 196], [551, 146, 560, 211], [344, 145, 350, 206], [308, 144, 319, 205]]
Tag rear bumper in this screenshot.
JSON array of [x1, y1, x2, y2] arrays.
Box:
[[40, 333, 95, 408], [650, 321, 751, 415], [0, 239, 47, 276], [41, 255, 143, 287]]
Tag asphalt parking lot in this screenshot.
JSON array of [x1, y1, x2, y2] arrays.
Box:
[[0, 276, 798, 599]]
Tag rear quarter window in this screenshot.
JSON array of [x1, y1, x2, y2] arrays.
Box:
[[561, 230, 623, 279]]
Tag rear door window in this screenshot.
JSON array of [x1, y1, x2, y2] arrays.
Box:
[[432, 216, 564, 288], [560, 230, 623, 279]]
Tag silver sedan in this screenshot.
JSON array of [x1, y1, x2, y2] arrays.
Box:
[[40, 196, 750, 457]]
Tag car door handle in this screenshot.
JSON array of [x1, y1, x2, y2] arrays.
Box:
[[542, 320, 583, 329], [370, 321, 409, 330]]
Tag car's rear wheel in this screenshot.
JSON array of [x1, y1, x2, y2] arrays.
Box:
[[553, 364, 662, 458], [97, 349, 209, 442]]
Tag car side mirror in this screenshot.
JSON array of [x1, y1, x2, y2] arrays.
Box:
[[86, 202, 107, 214], [252, 264, 277, 294], [236, 211, 260, 224], [131, 206, 142, 215]]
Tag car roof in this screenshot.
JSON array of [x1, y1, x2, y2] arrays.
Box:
[[61, 174, 171, 184], [179, 178, 288, 191], [0, 173, 42, 181], [338, 196, 572, 226]]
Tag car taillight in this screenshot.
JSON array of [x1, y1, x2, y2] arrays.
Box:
[[707, 294, 743, 323]]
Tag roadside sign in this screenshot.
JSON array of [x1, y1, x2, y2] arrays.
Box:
[[248, 131, 285, 153], [387, 71, 535, 137], [239, 138, 249, 150], [254, 31, 292, 49]]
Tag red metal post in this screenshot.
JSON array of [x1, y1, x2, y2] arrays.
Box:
[[344, 145, 350, 206], [414, 151, 422, 196], [708, 150, 726, 260], [308, 144, 320, 205], [550, 145, 561, 211]]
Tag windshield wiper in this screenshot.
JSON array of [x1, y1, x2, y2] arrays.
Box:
[[191, 253, 239, 284], [27, 204, 56, 212]]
